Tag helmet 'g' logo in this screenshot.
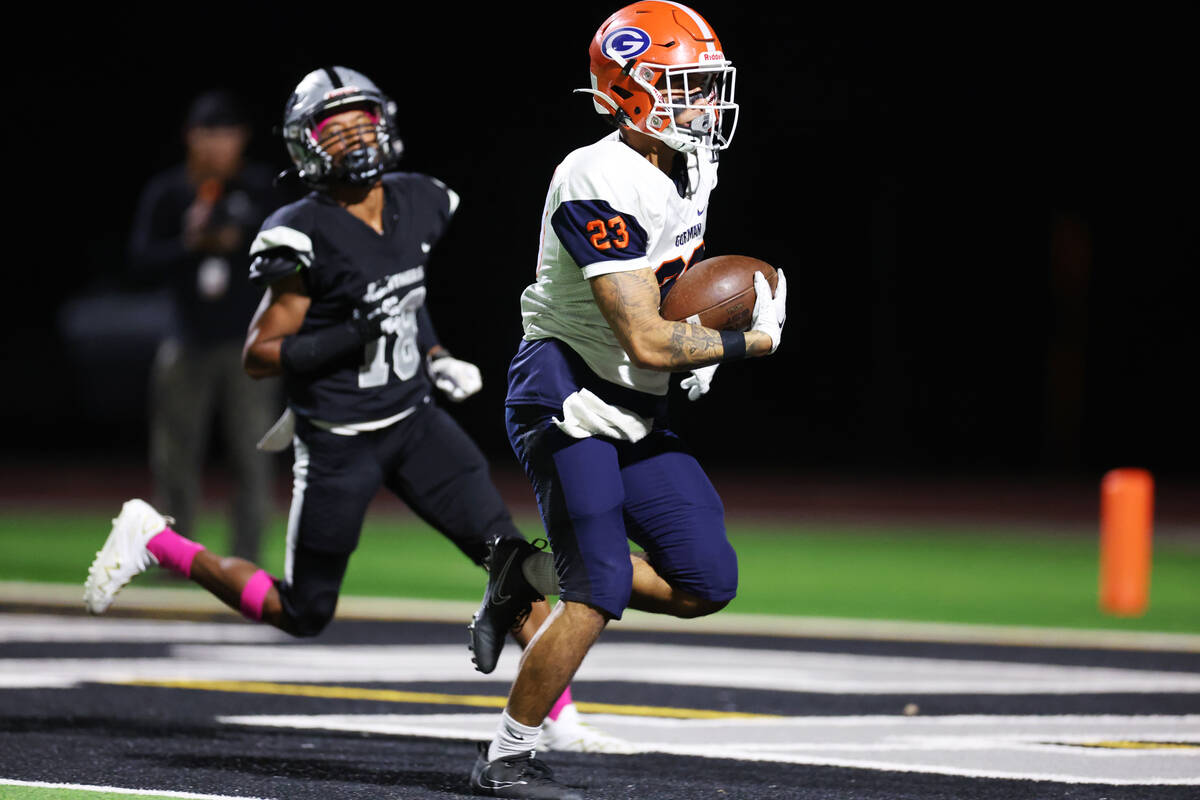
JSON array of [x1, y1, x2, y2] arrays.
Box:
[[602, 26, 652, 61]]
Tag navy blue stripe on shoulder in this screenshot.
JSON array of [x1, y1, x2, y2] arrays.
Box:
[[551, 199, 648, 269]]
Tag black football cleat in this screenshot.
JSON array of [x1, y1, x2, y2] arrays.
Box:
[[469, 536, 545, 674], [469, 743, 583, 799]]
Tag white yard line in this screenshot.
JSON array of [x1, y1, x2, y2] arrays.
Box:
[[0, 613, 287, 643], [3, 582, 1199, 652], [6, 640, 1200, 694]]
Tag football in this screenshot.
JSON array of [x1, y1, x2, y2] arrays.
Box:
[[660, 255, 778, 331]]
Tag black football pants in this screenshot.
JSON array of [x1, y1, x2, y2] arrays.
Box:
[[276, 399, 522, 636]]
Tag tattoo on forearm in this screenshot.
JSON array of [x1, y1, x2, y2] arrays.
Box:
[[592, 269, 729, 369], [666, 322, 723, 367]]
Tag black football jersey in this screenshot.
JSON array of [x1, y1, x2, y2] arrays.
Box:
[[248, 172, 457, 423]]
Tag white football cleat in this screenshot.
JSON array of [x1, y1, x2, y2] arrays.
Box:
[[541, 704, 639, 754], [83, 499, 170, 615]]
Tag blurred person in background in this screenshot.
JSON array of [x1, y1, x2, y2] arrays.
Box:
[[127, 90, 284, 563]]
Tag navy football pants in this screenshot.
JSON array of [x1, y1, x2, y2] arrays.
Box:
[[506, 405, 737, 619]]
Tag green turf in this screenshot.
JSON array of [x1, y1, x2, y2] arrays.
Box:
[[0, 784, 253, 800], [2, 510, 1197, 633]]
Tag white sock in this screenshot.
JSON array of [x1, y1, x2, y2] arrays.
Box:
[[488, 711, 542, 762], [521, 550, 560, 595]]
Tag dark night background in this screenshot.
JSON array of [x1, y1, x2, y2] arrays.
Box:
[[7, 6, 1197, 493]]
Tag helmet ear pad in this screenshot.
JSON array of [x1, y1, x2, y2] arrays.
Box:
[[611, 68, 666, 134]]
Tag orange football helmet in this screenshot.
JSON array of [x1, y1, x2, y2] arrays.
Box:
[[581, 1, 738, 154]]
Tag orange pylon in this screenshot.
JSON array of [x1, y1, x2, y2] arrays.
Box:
[[1099, 468, 1154, 617]]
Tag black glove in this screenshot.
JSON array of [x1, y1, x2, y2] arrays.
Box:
[[351, 286, 402, 339]]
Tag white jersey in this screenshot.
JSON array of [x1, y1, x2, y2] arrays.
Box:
[[519, 131, 718, 397]]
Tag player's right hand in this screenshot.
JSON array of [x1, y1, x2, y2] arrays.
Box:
[[750, 269, 787, 354]]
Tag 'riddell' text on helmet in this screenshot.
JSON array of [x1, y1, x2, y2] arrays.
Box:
[[282, 66, 404, 187], [580, 1, 738, 155]]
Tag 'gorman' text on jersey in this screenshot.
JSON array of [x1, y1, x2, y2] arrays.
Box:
[[248, 173, 458, 423], [517, 131, 717, 400]]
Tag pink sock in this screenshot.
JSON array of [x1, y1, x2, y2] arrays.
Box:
[[146, 528, 205, 577], [239, 570, 275, 620], [548, 686, 573, 721]]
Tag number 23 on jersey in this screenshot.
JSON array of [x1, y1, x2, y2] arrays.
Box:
[[587, 216, 630, 250]]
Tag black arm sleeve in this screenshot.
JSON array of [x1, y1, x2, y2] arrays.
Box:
[[279, 321, 367, 377], [416, 306, 441, 357]]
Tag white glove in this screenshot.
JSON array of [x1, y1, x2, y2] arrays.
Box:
[[427, 354, 482, 402], [679, 313, 718, 401], [750, 269, 787, 353], [681, 364, 718, 401]]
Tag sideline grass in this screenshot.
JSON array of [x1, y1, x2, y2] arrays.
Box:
[[0, 782, 267, 800], [1, 509, 1197, 633]]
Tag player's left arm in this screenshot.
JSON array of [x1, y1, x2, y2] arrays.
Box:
[[589, 269, 775, 371]]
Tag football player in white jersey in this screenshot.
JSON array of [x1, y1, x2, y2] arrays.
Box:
[[467, 3, 787, 797]]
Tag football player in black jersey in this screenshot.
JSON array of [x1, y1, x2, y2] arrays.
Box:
[[84, 66, 624, 754]]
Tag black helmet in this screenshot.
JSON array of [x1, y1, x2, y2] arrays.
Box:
[[281, 66, 403, 187]]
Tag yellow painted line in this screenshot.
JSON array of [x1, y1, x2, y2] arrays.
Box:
[[1075, 740, 1200, 750], [115, 679, 778, 720], [571, 700, 776, 720]]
